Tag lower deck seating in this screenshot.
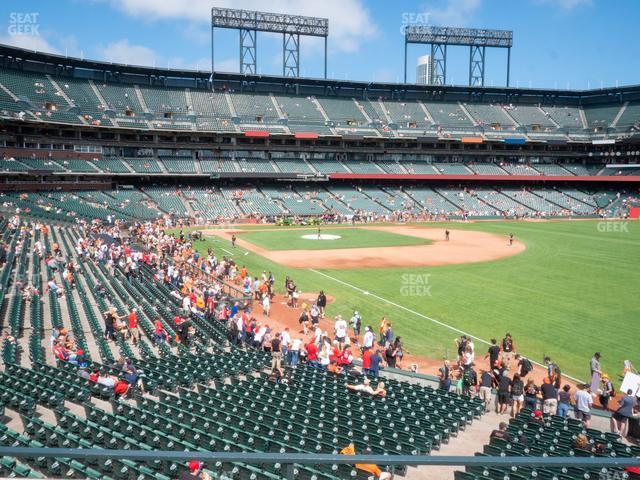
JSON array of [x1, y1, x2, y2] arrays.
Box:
[[455, 410, 639, 480], [0, 220, 491, 479]]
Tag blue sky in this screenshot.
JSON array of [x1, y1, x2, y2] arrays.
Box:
[[0, 0, 638, 89]]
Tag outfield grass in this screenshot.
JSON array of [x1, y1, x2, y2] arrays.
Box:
[[188, 220, 639, 381], [238, 227, 432, 251]]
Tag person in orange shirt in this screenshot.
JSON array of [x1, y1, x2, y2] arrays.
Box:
[[196, 295, 205, 311], [339, 444, 391, 479], [240, 266, 248, 279]]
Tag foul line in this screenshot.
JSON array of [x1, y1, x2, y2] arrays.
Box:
[[308, 268, 585, 383]]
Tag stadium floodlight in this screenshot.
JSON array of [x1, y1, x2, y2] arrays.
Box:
[[403, 26, 513, 87], [211, 7, 329, 79]]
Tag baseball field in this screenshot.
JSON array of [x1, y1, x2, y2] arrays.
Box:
[[187, 219, 639, 382]]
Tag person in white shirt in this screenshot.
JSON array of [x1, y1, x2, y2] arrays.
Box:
[[262, 295, 270, 317], [97, 372, 116, 388], [318, 344, 330, 370], [182, 295, 191, 313], [280, 327, 291, 359], [362, 326, 374, 351], [334, 315, 347, 345], [254, 325, 267, 348], [575, 384, 594, 428], [290, 337, 302, 366]]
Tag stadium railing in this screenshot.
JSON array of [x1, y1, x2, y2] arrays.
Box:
[[1, 448, 638, 479]]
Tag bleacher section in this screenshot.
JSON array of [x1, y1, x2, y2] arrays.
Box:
[[455, 410, 638, 480], [0, 181, 628, 221], [616, 101, 640, 127], [584, 104, 623, 129], [0, 69, 81, 124], [271, 152, 314, 174], [262, 187, 325, 215], [533, 163, 572, 176], [328, 186, 391, 215], [380, 100, 432, 129], [502, 105, 556, 128], [187, 188, 241, 219], [465, 103, 516, 127], [316, 97, 367, 126], [424, 102, 474, 127], [473, 188, 535, 216], [231, 93, 279, 123], [0, 68, 638, 140], [542, 106, 583, 129], [126, 158, 163, 174], [144, 187, 189, 217]]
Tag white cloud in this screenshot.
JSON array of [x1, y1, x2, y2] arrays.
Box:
[[423, 0, 482, 27], [95, 39, 158, 65], [0, 34, 60, 54], [94, 40, 221, 71], [106, 0, 376, 53]]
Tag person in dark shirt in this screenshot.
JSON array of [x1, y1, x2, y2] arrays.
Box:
[[501, 333, 516, 366], [510, 373, 525, 417], [271, 334, 282, 374], [524, 379, 540, 411], [462, 365, 478, 397], [369, 349, 383, 377], [438, 360, 451, 391], [515, 354, 533, 378], [496, 370, 511, 415], [557, 384, 572, 418], [486, 338, 501, 369], [478, 369, 494, 411], [612, 389, 638, 436], [316, 290, 327, 318], [540, 377, 558, 415], [454, 335, 467, 364], [490, 422, 514, 443]]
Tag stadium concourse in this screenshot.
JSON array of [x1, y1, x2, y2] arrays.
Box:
[[0, 212, 638, 480]]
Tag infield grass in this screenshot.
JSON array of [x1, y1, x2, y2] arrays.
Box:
[[237, 227, 432, 251], [188, 219, 639, 382]]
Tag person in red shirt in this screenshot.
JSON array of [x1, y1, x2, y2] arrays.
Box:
[[362, 348, 373, 375], [330, 342, 341, 364], [305, 341, 318, 368], [206, 296, 216, 318], [154, 317, 167, 344], [339, 347, 354, 368], [114, 379, 130, 397], [127, 308, 139, 345]]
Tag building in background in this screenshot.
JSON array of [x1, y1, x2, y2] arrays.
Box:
[[416, 54, 432, 84]]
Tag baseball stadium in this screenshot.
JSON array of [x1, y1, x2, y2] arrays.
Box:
[[0, 1, 639, 479]]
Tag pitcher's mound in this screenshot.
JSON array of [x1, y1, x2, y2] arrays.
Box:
[[301, 234, 342, 240]]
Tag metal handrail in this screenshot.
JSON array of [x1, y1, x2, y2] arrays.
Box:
[[1, 448, 639, 467]]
